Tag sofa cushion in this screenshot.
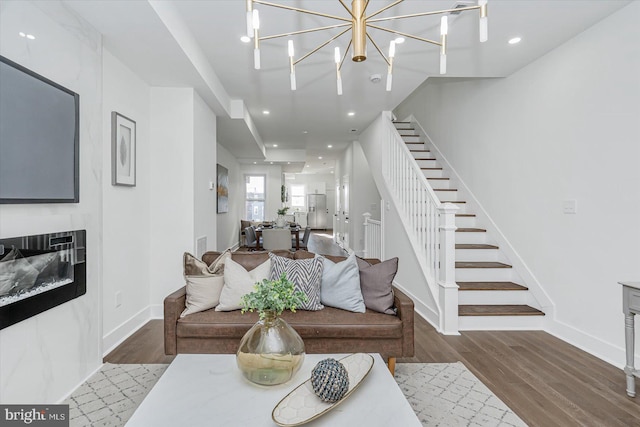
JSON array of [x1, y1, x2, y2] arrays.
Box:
[[269, 253, 324, 311], [320, 254, 365, 313], [177, 305, 402, 339], [181, 251, 231, 317], [216, 257, 270, 311], [357, 257, 398, 315]]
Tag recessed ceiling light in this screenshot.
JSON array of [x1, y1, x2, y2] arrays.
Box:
[[253, 161, 257, 164], [331, 171, 334, 174], [303, 130, 308, 134], [347, 112, 355, 116], [394, 36, 405, 44], [240, 35, 251, 43], [508, 37, 522, 45], [273, 144, 278, 147], [327, 145, 333, 148], [19, 32, 26, 37], [26, 34, 35, 40], [287, 162, 290, 164], [263, 110, 270, 115], [318, 156, 323, 160], [306, 165, 310, 168], [270, 162, 274, 164]]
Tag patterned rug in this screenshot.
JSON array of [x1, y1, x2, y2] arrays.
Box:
[[65, 362, 526, 427]]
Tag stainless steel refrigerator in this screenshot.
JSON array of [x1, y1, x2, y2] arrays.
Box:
[[307, 194, 327, 229]]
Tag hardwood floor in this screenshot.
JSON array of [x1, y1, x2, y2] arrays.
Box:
[[104, 233, 640, 426]]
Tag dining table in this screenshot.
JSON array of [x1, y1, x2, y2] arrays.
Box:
[[254, 225, 301, 250]]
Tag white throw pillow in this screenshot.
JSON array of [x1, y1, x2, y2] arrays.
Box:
[[320, 254, 366, 313], [216, 257, 271, 311], [181, 250, 231, 317]]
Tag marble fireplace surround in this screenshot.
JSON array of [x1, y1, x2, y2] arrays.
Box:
[[0, 230, 86, 330]]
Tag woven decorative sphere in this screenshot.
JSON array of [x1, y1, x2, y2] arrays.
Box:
[[310, 358, 349, 403]]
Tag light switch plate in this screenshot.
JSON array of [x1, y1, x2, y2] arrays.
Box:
[[563, 199, 577, 214]]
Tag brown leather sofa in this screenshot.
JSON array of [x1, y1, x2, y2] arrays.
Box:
[[164, 250, 414, 372]]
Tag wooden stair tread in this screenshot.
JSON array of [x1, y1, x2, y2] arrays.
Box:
[[428, 177, 449, 180], [421, 167, 443, 170], [442, 200, 466, 204], [434, 188, 457, 191], [455, 214, 475, 217], [456, 244, 498, 249], [459, 305, 544, 316], [455, 261, 512, 269], [409, 149, 430, 152], [457, 282, 528, 291], [456, 227, 485, 232]]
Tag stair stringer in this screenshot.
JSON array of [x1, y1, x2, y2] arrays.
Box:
[[404, 114, 555, 324], [356, 115, 445, 332]]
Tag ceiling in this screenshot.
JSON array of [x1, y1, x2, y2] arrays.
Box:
[[65, 0, 629, 173]]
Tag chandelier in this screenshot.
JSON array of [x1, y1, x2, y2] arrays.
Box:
[[245, 0, 488, 94]]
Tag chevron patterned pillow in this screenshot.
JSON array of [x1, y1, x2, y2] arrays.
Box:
[[269, 253, 324, 311]]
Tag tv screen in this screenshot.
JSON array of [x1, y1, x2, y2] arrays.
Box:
[[0, 55, 79, 204]]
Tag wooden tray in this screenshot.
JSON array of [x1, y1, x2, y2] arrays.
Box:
[[271, 353, 374, 426]]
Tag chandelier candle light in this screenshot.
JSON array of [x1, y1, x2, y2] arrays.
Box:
[[245, 0, 489, 93]]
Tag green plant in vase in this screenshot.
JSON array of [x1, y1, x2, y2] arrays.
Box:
[[276, 206, 289, 227], [237, 273, 308, 386]]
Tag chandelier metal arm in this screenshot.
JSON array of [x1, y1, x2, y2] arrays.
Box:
[[259, 23, 351, 41], [366, 33, 390, 66], [360, 0, 370, 19], [252, 0, 351, 23], [338, 0, 357, 20], [366, 0, 404, 20], [367, 24, 441, 47], [338, 40, 352, 71], [367, 5, 481, 23], [293, 28, 351, 67]]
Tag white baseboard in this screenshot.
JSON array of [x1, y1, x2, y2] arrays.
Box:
[[393, 281, 440, 332], [102, 306, 152, 357], [547, 317, 640, 370], [150, 304, 164, 319]]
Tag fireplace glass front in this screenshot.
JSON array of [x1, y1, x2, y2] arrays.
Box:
[[0, 230, 86, 329]]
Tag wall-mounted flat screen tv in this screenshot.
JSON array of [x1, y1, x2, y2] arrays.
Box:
[[0, 55, 79, 204]]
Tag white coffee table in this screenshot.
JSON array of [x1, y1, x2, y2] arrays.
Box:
[[126, 353, 421, 426]]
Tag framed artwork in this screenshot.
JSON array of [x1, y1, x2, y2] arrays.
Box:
[[217, 164, 229, 213], [111, 112, 136, 186]]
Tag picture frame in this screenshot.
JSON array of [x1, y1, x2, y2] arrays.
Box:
[[217, 164, 229, 213], [111, 112, 136, 186]]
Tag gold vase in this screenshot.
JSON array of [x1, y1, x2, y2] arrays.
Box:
[[236, 311, 305, 386]]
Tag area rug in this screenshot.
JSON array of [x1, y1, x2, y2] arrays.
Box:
[[65, 362, 526, 427]]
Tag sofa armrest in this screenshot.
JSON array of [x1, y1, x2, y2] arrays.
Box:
[[164, 286, 187, 355], [393, 286, 415, 358]]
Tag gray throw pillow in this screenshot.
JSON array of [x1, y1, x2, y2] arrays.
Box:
[[356, 257, 398, 315], [269, 253, 324, 311], [321, 254, 365, 313]]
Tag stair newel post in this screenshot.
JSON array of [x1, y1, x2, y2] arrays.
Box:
[[362, 212, 371, 258], [438, 202, 460, 335]]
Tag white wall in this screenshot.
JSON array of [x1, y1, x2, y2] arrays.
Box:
[[193, 93, 217, 254], [101, 50, 152, 353], [395, 2, 640, 366], [216, 144, 242, 250], [0, 1, 103, 403], [335, 143, 381, 255], [149, 88, 195, 307]]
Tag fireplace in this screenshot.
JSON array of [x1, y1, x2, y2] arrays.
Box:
[[0, 230, 86, 330]]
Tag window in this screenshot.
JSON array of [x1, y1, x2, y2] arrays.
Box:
[[290, 184, 305, 208], [245, 175, 266, 221]]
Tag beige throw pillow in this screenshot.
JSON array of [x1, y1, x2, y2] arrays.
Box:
[[216, 257, 271, 311], [181, 250, 231, 317]]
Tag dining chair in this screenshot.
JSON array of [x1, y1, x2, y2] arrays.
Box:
[[262, 228, 292, 251], [294, 226, 312, 250], [244, 226, 259, 251]]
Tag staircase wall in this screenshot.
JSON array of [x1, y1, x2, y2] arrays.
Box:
[[356, 120, 440, 327], [394, 1, 640, 367]]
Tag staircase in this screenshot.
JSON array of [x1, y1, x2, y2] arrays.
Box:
[[393, 121, 544, 329]]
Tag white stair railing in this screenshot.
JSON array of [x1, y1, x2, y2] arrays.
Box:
[[381, 113, 459, 334], [362, 212, 382, 260]]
